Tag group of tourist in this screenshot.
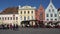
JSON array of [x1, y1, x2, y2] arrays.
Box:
[[20, 21, 60, 28], [0, 24, 19, 30], [0, 21, 60, 30]]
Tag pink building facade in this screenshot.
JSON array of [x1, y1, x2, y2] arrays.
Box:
[[35, 5, 45, 22]]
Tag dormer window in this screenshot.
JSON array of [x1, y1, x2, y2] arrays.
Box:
[[50, 5, 53, 8]]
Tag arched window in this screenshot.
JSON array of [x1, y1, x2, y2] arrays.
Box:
[[24, 11, 26, 14], [20, 11, 22, 14], [28, 11, 29, 14], [31, 11, 33, 14]]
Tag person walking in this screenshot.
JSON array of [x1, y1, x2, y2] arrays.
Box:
[[13, 24, 15, 30], [2, 24, 5, 30], [7, 24, 9, 29], [10, 24, 13, 30]]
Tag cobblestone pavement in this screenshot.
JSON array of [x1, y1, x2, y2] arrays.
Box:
[[0, 28, 60, 34]]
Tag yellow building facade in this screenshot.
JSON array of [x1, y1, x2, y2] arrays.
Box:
[[18, 5, 36, 26]]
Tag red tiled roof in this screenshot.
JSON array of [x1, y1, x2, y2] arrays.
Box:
[[0, 7, 18, 14]]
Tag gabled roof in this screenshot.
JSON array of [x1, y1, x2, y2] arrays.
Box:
[[38, 4, 44, 11], [0, 7, 18, 14], [45, 0, 57, 11]]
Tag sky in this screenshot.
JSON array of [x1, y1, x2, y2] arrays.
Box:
[[0, 0, 60, 11]]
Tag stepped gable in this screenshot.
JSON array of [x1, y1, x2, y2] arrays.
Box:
[[0, 7, 18, 14]]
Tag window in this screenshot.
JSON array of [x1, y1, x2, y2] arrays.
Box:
[[31, 11, 33, 14], [24, 11, 26, 14], [51, 19, 53, 21], [40, 13, 43, 18], [32, 16, 33, 19], [40, 13, 42, 15], [24, 16, 26, 21], [55, 19, 57, 20], [47, 19, 49, 21], [50, 5, 53, 8], [49, 9, 51, 12], [55, 14, 57, 17], [20, 16, 22, 20], [21, 11, 22, 14], [46, 14, 49, 17], [28, 16, 30, 20], [10, 17, 12, 20], [0, 17, 1, 20], [13, 17, 15, 20], [52, 9, 54, 12], [16, 17, 18, 20], [2, 17, 4, 20], [5, 17, 6, 20], [51, 14, 53, 17], [28, 11, 29, 14], [8, 17, 9, 20]]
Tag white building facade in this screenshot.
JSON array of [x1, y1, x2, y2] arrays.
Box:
[[18, 5, 36, 26], [0, 14, 18, 25], [45, 0, 58, 22]]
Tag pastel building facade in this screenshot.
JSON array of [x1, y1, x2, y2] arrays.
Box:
[[18, 5, 36, 26], [0, 14, 18, 25], [45, 0, 58, 22], [0, 0, 60, 26], [35, 5, 45, 21]]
